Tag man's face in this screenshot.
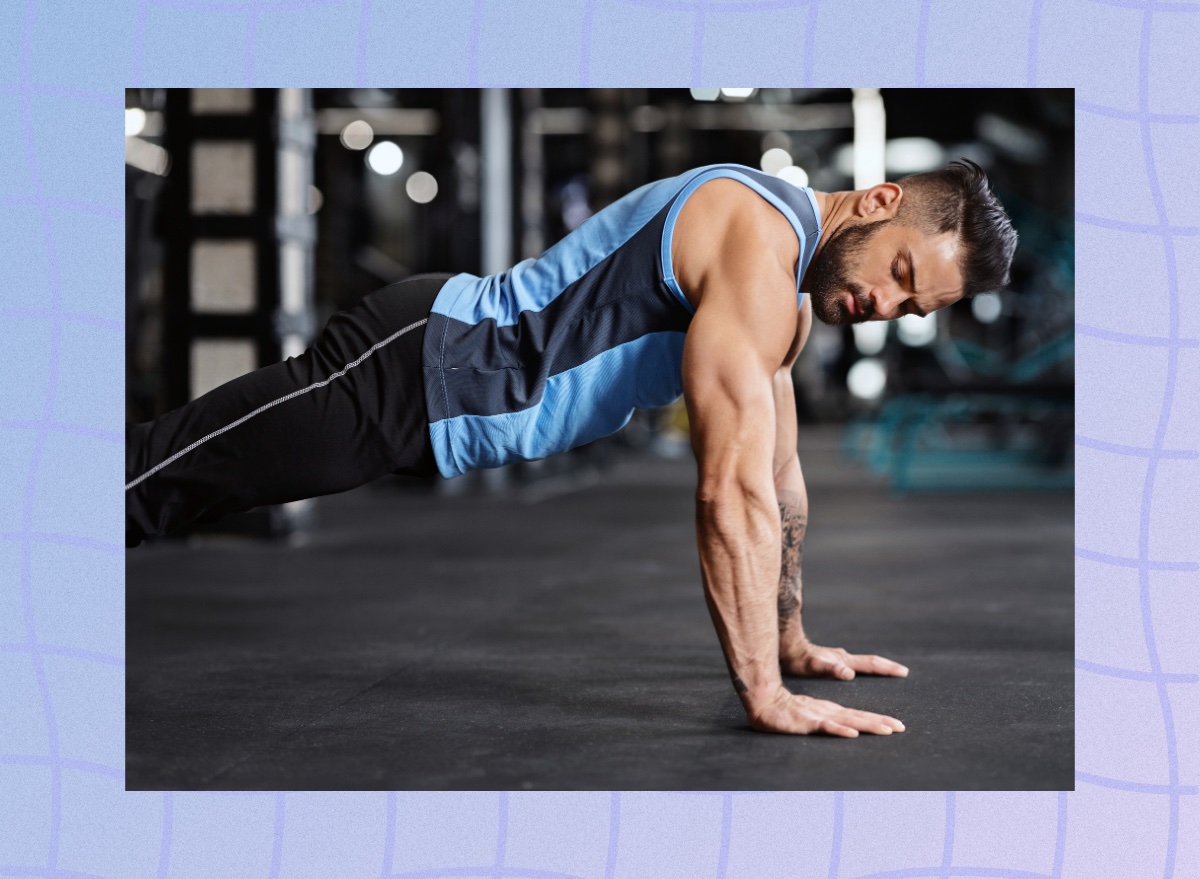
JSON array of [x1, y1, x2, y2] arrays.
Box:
[[804, 217, 966, 326]]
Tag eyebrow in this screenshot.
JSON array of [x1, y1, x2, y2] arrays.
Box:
[[904, 249, 927, 317]]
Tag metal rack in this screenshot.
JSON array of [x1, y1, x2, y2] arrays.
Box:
[[161, 88, 318, 538]]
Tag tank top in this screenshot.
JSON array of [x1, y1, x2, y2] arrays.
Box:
[[421, 162, 823, 478]]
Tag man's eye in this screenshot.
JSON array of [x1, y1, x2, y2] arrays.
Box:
[[892, 261, 901, 282]]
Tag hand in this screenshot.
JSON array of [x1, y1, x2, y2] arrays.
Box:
[[782, 642, 909, 681], [746, 685, 905, 737]]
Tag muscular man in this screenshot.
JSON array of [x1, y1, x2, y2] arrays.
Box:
[[127, 159, 1018, 736]]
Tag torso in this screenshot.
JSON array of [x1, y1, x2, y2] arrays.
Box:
[[422, 164, 821, 478]]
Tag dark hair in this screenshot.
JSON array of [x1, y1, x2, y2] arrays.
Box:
[[895, 159, 1018, 297]]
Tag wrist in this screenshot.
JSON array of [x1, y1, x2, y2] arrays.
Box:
[[738, 678, 786, 714], [779, 632, 812, 662]]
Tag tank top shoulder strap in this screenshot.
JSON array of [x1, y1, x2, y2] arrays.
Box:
[[659, 163, 822, 313]]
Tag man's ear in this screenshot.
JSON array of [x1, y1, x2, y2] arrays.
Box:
[[856, 182, 902, 219]]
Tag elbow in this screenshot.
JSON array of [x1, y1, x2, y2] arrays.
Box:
[[695, 473, 776, 526], [693, 428, 777, 524], [695, 461, 741, 508], [694, 479, 778, 557], [772, 451, 801, 488]]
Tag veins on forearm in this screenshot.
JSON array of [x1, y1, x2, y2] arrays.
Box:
[[776, 490, 807, 638]]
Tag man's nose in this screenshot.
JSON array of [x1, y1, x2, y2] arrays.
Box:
[[873, 287, 907, 320]]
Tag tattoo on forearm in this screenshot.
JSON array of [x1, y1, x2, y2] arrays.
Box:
[[777, 492, 807, 635], [724, 655, 749, 694]]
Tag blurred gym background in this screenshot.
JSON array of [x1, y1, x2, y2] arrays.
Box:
[[125, 87, 1073, 541]]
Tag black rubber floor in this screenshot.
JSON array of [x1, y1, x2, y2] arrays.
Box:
[[126, 429, 1073, 791]]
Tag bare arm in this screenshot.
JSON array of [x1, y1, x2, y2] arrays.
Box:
[[771, 367, 810, 658], [775, 469, 810, 658], [682, 258, 790, 710], [678, 190, 904, 736], [772, 366, 910, 681]]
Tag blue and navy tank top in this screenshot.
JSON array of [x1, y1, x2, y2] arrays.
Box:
[[421, 162, 823, 479]]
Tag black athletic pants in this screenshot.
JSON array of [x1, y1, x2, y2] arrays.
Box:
[[125, 273, 453, 548]]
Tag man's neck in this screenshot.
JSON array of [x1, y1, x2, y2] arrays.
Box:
[[810, 189, 860, 263]]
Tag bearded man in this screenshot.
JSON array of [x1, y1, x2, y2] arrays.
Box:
[[126, 159, 1018, 736]]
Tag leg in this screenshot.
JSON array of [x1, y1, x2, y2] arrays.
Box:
[[125, 273, 452, 547]]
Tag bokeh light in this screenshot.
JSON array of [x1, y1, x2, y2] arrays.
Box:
[[760, 147, 792, 176], [847, 358, 887, 400], [896, 312, 938, 346], [972, 292, 1003, 324], [776, 165, 809, 188], [367, 141, 403, 175], [125, 108, 146, 137], [406, 171, 438, 204], [852, 321, 887, 356], [340, 119, 374, 151]]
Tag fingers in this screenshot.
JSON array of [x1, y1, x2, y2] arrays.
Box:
[[802, 647, 909, 680], [844, 653, 910, 678], [819, 718, 859, 738], [810, 654, 857, 680], [839, 706, 906, 734], [749, 692, 906, 736], [816, 700, 905, 735]]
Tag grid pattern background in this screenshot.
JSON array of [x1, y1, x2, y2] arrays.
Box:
[[1, 0, 1197, 876]]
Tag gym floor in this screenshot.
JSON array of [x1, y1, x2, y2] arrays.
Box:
[[126, 427, 1073, 791]]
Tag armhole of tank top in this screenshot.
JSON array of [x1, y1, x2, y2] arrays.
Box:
[[799, 186, 822, 307], [660, 169, 810, 314]]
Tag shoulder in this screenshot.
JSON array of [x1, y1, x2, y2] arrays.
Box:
[[679, 176, 799, 248], [671, 177, 800, 311]]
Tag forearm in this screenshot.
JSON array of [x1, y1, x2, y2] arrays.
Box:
[[774, 455, 810, 660], [694, 480, 906, 737], [695, 480, 783, 707]]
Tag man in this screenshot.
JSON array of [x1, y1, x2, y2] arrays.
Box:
[[126, 159, 1018, 737]]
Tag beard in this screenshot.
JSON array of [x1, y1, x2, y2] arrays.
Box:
[[804, 219, 890, 326]]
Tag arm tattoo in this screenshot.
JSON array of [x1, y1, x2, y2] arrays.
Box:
[[724, 655, 749, 694], [777, 491, 807, 636]]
